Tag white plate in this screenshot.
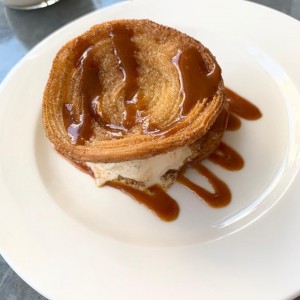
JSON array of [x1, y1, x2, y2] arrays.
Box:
[[1, 0, 300, 299]]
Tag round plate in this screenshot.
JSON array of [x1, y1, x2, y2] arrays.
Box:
[[1, 0, 300, 299]]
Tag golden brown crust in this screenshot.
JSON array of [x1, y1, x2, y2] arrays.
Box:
[[43, 19, 225, 162]]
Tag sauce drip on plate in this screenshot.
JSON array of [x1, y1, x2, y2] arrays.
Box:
[[107, 181, 179, 222], [178, 163, 231, 208], [208, 142, 244, 171]]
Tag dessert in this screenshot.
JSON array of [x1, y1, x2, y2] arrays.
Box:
[[43, 19, 226, 190]]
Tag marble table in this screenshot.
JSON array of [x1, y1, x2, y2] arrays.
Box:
[[0, 0, 300, 299]]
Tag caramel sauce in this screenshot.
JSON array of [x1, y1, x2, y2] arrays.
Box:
[[62, 25, 151, 143], [178, 164, 231, 208], [225, 87, 261, 131], [227, 113, 241, 131], [172, 48, 222, 117], [63, 35, 223, 143], [225, 87, 262, 120], [210, 107, 229, 133], [208, 142, 244, 171], [62, 103, 81, 144], [62, 45, 100, 144], [79, 47, 101, 142], [107, 181, 179, 222], [110, 26, 139, 103], [144, 48, 223, 136], [74, 37, 92, 66], [110, 26, 146, 129]]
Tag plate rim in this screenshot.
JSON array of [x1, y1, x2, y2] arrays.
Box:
[[1, 0, 300, 299]]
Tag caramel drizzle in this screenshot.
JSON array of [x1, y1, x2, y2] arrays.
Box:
[[172, 48, 222, 117], [110, 26, 147, 130], [144, 48, 223, 136], [177, 164, 231, 208], [225, 87, 262, 120], [62, 26, 223, 144], [225, 87, 262, 131], [227, 113, 241, 131], [62, 45, 101, 144], [107, 182, 179, 222], [62, 103, 81, 144], [62, 25, 151, 142], [110, 27, 139, 104], [208, 142, 244, 171]]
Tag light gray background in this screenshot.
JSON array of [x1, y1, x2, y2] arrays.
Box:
[[0, 0, 300, 299]]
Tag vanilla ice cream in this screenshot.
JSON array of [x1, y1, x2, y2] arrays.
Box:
[[87, 145, 194, 188]]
